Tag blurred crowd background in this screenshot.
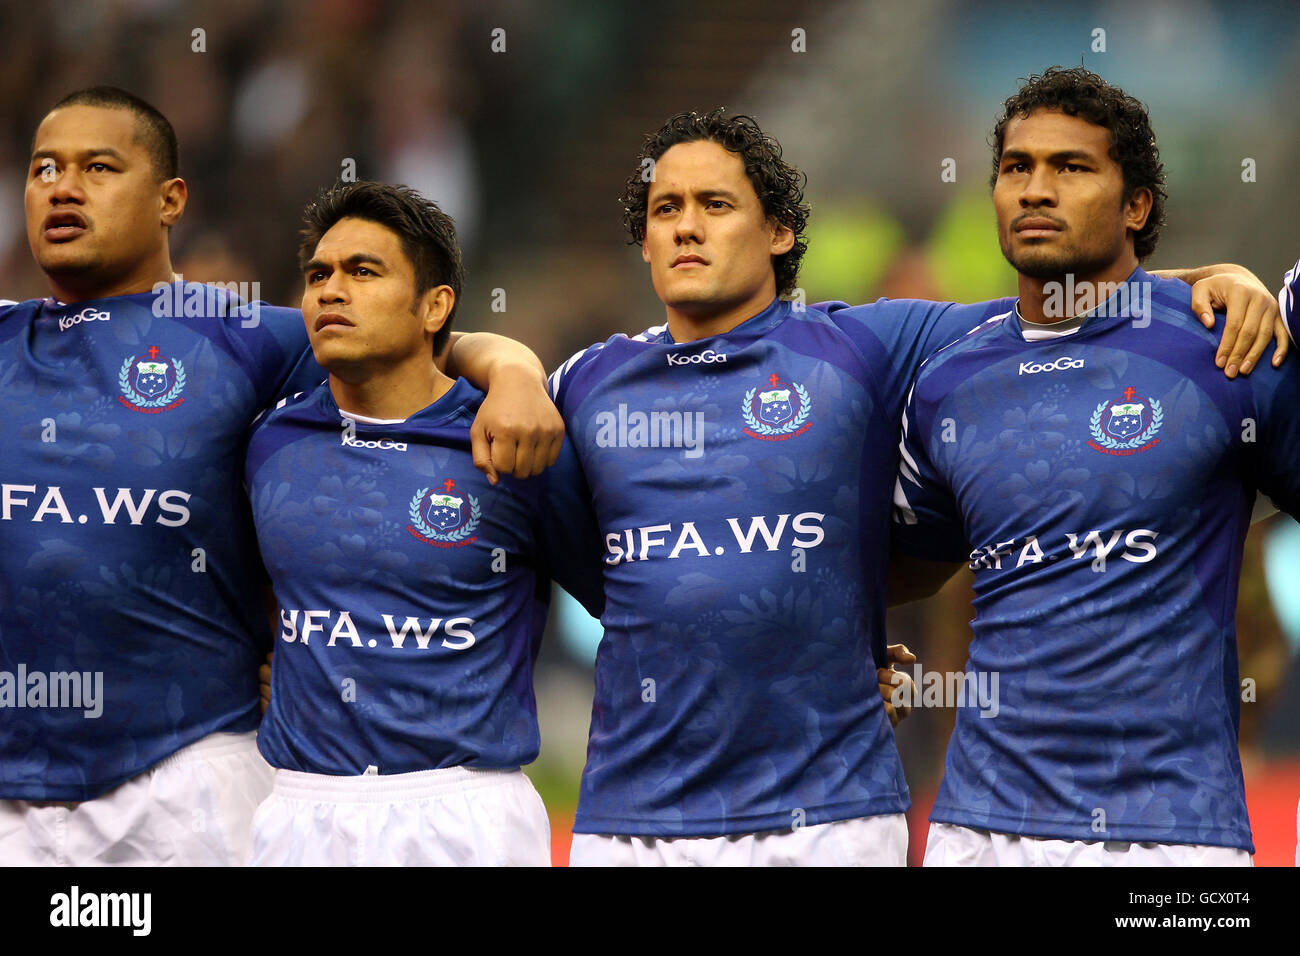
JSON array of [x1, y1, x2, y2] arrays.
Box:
[[2, 0, 1297, 864]]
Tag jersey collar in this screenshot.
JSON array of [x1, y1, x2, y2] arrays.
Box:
[[656, 297, 790, 346], [1006, 266, 1153, 343]]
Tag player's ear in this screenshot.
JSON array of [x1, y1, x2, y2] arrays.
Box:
[[159, 177, 187, 229], [419, 285, 455, 337], [641, 237, 651, 264], [1123, 186, 1152, 236], [769, 219, 795, 256]]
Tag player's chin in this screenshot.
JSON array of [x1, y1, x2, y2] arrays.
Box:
[[36, 245, 97, 274], [1006, 245, 1074, 280], [662, 281, 724, 312], [307, 339, 363, 371]]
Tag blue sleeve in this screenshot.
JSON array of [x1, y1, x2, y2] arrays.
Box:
[[816, 297, 1013, 421], [1250, 352, 1300, 520], [891, 383, 970, 563], [1281, 258, 1299, 343], [257, 306, 324, 401], [533, 362, 606, 618], [536, 436, 606, 618]]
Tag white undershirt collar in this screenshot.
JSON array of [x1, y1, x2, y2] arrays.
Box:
[[340, 409, 407, 425], [1015, 302, 1087, 341]]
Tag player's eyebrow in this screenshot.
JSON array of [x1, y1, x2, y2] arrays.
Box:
[[30, 147, 129, 165], [303, 253, 390, 276], [1001, 148, 1099, 165], [648, 187, 743, 206]]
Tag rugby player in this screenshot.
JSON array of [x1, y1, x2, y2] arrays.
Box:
[[529, 108, 1284, 866], [0, 88, 558, 866], [245, 182, 600, 865], [890, 67, 1300, 865]]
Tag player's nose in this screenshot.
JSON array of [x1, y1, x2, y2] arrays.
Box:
[[1019, 170, 1057, 206], [674, 205, 703, 242], [45, 169, 87, 203], [316, 273, 349, 302]]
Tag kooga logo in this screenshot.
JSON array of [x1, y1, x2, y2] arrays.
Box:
[[1019, 356, 1084, 375], [667, 349, 727, 367]]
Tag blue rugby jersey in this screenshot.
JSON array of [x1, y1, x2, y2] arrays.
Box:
[[548, 294, 1012, 836], [893, 268, 1300, 853], [1282, 257, 1299, 341], [0, 284, 321, 799], [246, 379, 581, 775]]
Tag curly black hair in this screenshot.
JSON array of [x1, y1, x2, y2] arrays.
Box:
[[620, 109, 809, 297], [989, 66, 1167, 261]]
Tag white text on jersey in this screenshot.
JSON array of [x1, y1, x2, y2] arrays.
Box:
[[604, 513, 825, 565], [57, 307, 110, 332], [969, 529, 1159, 572], [1, 485, 191, 526], [667, 349, 728, 366], [279, 609, 477, 651], [1018, 356, 1084, 375]]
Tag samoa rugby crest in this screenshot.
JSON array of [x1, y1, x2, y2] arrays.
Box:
[[118, 345, 186, 413], [407, 479, 481, 548], [742, 373, 812, 441], [1088, 386, 1162, 456]]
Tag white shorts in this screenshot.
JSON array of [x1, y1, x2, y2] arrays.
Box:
[[0, 731, 272, 866], [569, 812, 907, 866], [249, 765, 550, 866], [923, 822, 1253, 867]]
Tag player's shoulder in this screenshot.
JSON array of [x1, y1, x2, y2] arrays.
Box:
[[1138, 272, 1227, 350], [0, 297, 44, 336], [0, 296, 33, 314], [249, 380, 327, 435], [415, 377, 485, 431], [815, 296, 997, 329], [910, 308, 1010, 390], [548, 323, 669, 401]]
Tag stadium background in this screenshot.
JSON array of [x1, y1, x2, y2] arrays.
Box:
[[2, 0, 1296, 865]]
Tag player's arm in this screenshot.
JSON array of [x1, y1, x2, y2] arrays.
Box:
[[890, 382, 971, 601], [886, 550, 965, 607], [259, 653, 272, 716], [1248, 332, 1300, 524], [1150, 263, 1288, 375], [443, 331, 565, 484]]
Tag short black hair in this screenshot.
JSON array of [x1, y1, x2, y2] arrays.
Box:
[[990, 66, 1167, 261], [299, 182, 466, 356], [620, 109, 809, 298], [46, 86, 179, 181]]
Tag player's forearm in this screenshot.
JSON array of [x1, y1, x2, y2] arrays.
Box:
[[1151, 263, 1256, 285], [886, 550, 964, 606], [444, 331, 547, 391]]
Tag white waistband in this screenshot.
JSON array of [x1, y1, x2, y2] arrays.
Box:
[[154, 731, 259, 771], [271, 765, 522, 803]]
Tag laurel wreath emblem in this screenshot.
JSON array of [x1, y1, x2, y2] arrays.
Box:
[[408, 487, 481, 542], [742, 381, 812, 435], [1089, 398, 1163, 449], [118, 356, 186, 408]]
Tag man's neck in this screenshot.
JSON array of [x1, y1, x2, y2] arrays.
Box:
[[330, 357, 455, 421], [47, 257, 176, 305], [664, 291, 779, 344], [1016, 254, 1140, 325]]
